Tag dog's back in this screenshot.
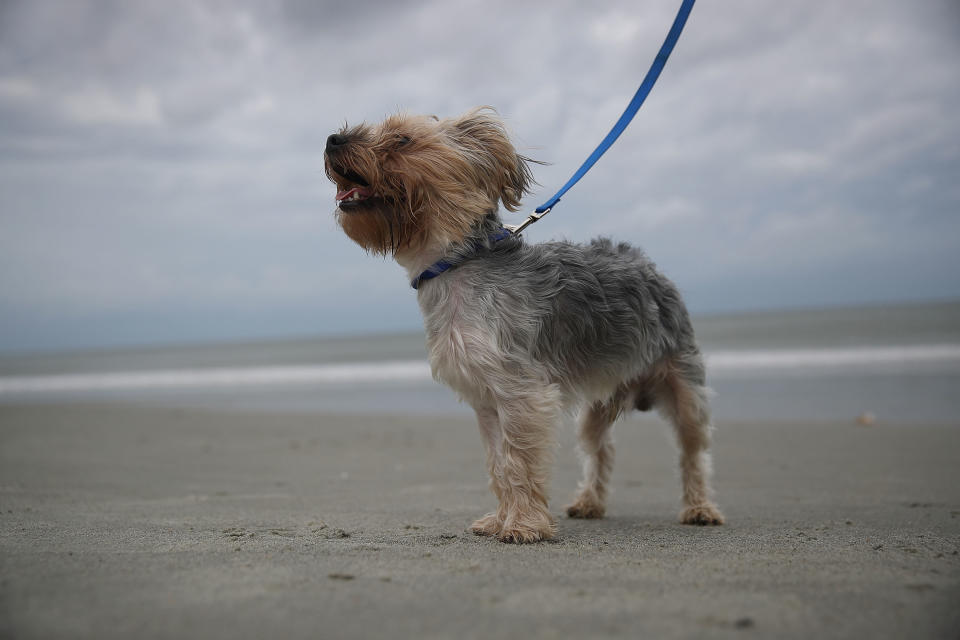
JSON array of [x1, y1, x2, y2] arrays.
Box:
[[423, 229, 702, 403]]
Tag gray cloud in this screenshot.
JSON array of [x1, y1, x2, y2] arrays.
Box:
[[0, 0, 958, 351]]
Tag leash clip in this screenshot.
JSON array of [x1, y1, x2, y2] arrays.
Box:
[[504, 206, 552, 236]]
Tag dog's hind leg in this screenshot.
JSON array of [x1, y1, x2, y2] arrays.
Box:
[[655, 354, 725, 525], [566, 394, 624, 519]]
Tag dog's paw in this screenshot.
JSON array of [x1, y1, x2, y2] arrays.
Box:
[[565, 498, 606, 519], [469, 512, 501, 537], [497, 522, 555, 544], [680, 503, 725, 526], [496, 509, 556, 544]]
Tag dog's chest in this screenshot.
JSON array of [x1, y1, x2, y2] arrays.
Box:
[[416, 276, 511, 396]]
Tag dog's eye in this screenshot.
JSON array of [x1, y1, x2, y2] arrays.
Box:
[[394, 135, 411, 148]]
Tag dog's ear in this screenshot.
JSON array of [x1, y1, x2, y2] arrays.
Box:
[[447, 107, 537, 212]]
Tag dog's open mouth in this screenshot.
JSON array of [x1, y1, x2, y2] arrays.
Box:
[[331, 164, 379, 210], [336, 185, 375, 205]]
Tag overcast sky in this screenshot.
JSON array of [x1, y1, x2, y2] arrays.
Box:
[[1, 0, 958, 352]]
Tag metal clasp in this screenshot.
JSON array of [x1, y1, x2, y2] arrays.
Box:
[[503, 207, 552, 236]]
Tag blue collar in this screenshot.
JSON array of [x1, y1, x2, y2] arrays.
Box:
[[411, 227, 513, 290]]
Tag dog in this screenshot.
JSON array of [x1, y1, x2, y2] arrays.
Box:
[[324, 107, 724, 543]]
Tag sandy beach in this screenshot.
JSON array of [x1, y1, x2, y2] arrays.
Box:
[[0, 402, 958, 639]]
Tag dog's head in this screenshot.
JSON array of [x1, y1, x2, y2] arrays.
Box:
[[324, 108, 535, 255]]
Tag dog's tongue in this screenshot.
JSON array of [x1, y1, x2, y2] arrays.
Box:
[[336, 186, 374, 201]]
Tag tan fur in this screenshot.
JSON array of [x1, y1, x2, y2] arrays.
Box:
[[564, 361, 724, 526], [326, 109, 533, 257], [653, 361, 724, 525], [565, 393, 624, 519]]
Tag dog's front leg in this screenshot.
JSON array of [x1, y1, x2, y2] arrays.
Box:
[[483, 387, 560, 543], [469, 405, 506, 537]]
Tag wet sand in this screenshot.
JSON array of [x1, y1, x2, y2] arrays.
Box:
[[1, 403, 958, 639]]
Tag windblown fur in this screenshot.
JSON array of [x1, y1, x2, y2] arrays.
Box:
[[326, 107, 723, 543]]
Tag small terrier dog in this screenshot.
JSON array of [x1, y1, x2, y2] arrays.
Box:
[[325, 107, 723, 543]]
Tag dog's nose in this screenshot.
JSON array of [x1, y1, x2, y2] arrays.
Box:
[[326, 133, 348, 153]]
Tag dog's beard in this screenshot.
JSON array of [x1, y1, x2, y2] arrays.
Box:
[[336, 199, 421, 256]]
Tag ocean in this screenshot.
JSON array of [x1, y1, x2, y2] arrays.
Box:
[[1, 301, 959, 423]]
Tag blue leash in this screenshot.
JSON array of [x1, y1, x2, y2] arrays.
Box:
[[413, 0, 696, 289], [505, 0, 696, 235]]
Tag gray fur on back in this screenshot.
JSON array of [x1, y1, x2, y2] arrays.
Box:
[[417, 214, 703, 405]]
